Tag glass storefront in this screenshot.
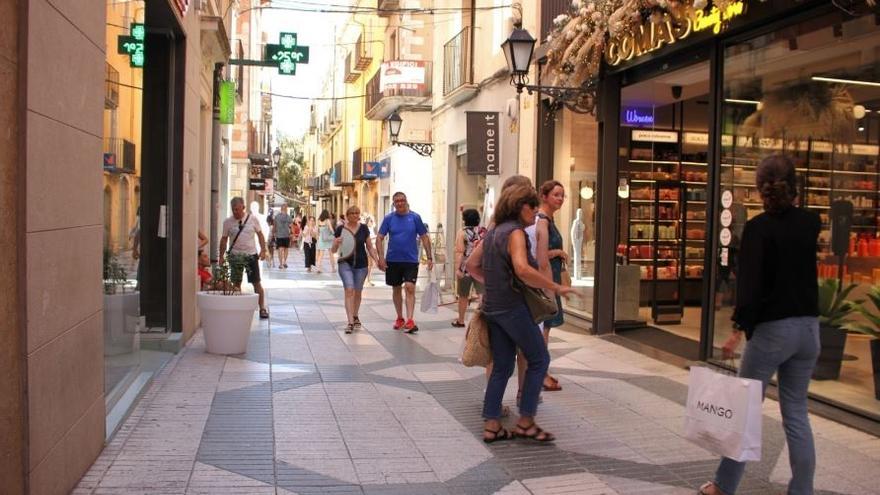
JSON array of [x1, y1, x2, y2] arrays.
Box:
[[713, 10, 880, 417], [103, 0, 174, 437], [565, 113, 599, 322], [601, 5, 880, 420]]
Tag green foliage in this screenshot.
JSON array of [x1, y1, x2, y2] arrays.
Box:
[[844, 285, 880, 339], [817, 278, 860, 328], [277, 135, 305, 196], [209, 253, 250, 296], [103, 248, 129, 295]]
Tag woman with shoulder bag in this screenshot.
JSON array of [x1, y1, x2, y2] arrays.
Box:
[[466, 184, 574, 444]]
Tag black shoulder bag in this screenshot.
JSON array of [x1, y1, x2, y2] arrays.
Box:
[[227, 214, 251, 255]]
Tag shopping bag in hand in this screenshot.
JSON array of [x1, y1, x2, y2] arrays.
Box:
[[683, 366, 763, 462], [420, 268, 439, 314], [460, 309, 491, 367]]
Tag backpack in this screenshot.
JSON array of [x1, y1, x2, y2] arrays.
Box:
[[460, 226, 486, 272]]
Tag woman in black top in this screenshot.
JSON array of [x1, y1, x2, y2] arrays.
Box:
[[332, 206, 380, 334], [700, 155, 821, 495]]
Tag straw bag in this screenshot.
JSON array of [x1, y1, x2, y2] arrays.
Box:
[[460, 309, 491, 367]]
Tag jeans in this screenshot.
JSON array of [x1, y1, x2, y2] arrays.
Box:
[[482, 304, 549, 419], [714, 316, 820, 495], [338, 262, 368, 290]]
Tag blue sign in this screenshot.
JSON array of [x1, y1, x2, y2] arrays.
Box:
[[623, 108, 655, 126], [364, 160, 390, 179]]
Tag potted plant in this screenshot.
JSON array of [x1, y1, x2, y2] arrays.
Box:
[[844, 285, 880, 400], [103, 249, 139, 355], [196, 253, 259, 355], [815, 278, 859, 380]]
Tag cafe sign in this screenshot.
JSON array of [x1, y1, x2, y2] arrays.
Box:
[[605, 1, 746, 66]]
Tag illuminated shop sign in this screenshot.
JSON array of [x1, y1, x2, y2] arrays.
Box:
[[605, 1, 746, 66], [265, 32, 310, 76], [117, 23, 145, 68], [623, 108, 655, 126]]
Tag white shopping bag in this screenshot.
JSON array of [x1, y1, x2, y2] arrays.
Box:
[[683, 366, 763, 462], [420, 268, 439, 314]]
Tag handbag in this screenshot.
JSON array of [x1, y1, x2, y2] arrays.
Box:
[[683, 366, 763, 462], [511, 276, 558, 323], [420, 268, 439, 314], [560, 260, 572, 287], [460, 309, 491, 367]]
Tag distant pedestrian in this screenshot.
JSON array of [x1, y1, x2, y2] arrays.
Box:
[[302, 216, 318, 272], [292, 214, 302, 250], [219, 197, 270, 319], [315, 210, 336, 274], [332, 206, 380, 334], [699, 155, 820, 495], [466, 184, 573, 443], [376, 192, 433, 334], [451, 209, 485, 328], [527, 180, 568, 392], [273, 204, 294, 269], [365, 216, 377, 286]]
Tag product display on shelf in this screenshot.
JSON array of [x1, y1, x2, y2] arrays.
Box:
[[618, 128, 709, 323]]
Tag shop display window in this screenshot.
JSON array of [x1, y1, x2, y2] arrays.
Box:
[[716, 10, 880, 416]]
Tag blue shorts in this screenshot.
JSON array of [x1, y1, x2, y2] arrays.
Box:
[[338, 262, 368, 290]]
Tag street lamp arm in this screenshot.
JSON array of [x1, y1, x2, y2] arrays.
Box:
[[393, 140, 434, 157]]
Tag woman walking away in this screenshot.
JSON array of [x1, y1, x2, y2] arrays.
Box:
[[699, 154, 820, 495], [452, 208, 485, 327], [302, 216, 318, 272], [315, 210, 336, 274], [528, 180, 569, 392], [332, 206, 380, 334], [467, 184, 574, 444]]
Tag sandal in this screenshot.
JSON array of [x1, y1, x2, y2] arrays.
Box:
[[451, 320, 466, 328], [345, 324, 354, 334], [353, 316, 362, 329], [513, 422, 555, 443], [543, 375, 562, 392], [698, 482, 725, 495], [483, 426, 513, 444], [259, 309, 269, 320]]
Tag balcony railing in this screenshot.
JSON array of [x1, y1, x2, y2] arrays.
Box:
[[105, 63, 120, 109], [344, 52, 361, 83], [352, 147, 378, 179], [354, 34, 372, 71], [540, 0, 570, 44], [377, 0, 399, 16], [365, 61, 432, 120], [103, 137, 136, 172], [443, 27, 472, 96]]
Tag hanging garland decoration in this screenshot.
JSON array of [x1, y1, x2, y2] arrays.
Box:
[[543, 0, 877, 91]]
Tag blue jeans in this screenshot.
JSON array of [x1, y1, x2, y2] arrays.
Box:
[[338, 262, 368, 290], [714, 316, 820, 495], [482, 304, 549, 419]]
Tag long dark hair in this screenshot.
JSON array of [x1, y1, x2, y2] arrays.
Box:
[[318, 209, 331, 222], [756, 154, 797, 212]]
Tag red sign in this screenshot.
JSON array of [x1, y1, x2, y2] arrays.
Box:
[[174, 0, 189, 17]]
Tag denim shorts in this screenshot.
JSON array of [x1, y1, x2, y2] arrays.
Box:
[[338, 261, 368, 290]]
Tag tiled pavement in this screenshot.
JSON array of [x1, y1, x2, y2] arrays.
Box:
[[75, 252, 880, 494]]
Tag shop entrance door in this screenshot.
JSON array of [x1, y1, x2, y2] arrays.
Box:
[[612, 59, 712, 361]]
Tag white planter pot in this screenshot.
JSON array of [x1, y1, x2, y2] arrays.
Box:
[[103, 291, 140, 356], [197, 292, 259, 355]]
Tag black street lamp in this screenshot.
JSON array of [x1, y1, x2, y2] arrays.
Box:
[[386, 111, 433, 157], [501, 27, 597, 115]]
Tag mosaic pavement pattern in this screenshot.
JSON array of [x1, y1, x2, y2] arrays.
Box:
[[75, 253, 880, 494]]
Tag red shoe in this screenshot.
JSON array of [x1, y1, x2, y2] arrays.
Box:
[[404, 319, 419, 334], [393, 317, 405, 330]]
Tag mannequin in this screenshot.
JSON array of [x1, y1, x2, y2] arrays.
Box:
[[570, 208, 585, 279]]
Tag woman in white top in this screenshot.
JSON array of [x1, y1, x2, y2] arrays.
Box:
[[315, 210, 336, 274], [302, 216, 318, 272]]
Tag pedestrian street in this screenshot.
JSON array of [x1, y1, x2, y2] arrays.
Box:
[[75, 251, 880, 495]]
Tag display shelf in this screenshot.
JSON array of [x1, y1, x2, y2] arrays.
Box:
[[629, 238, 683, 242], [629, 159, 680, 165], [628, 258, 677, 262], [630, 199, 680, 204], [681, 161, 708, 166]]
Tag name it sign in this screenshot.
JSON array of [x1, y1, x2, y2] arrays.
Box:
[[605, 1, 746, 66], [466, 112, 500, 176]]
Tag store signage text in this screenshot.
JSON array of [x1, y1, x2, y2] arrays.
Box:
[[265, 32, 310, 76], [380, 61, 427, 92], [605, 1, 746, 66], [466, 112, 500, 176], [631, 129, 678, 143], [117, 23, 145, 68], [623, 108, 655, 126], [219, 81, 235, 124]]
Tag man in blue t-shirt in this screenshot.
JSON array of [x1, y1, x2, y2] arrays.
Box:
[[377, 191, 434, 333]]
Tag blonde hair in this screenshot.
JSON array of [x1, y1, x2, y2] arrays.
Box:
[[346, 205, 361, 216]]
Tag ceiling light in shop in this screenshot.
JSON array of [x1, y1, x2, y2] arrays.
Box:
[[811, 76, 880, 88], [580, 186, 594, 200], [725, 99, 763, 110], [853, 105, 867, 119], [859, 126, 866, 132]]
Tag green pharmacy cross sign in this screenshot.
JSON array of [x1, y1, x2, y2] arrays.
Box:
[[265, 32, 309, 76], [117, 23, 145, 68]]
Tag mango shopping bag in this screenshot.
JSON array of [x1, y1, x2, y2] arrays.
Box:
[[683, 366, 763, 462]]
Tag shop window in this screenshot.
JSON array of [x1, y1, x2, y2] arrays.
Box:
[[716, 11, 880, 416]]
